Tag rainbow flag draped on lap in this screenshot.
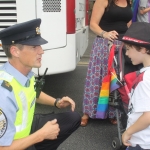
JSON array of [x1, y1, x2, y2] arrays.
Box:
[[96, 45, 121, 119]]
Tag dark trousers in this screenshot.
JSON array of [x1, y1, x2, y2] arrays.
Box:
[[128, 145, 149, 150], [26, 111, 81, 150]]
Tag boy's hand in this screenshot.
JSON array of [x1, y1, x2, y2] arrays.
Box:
[[122, 131, 131, 147]]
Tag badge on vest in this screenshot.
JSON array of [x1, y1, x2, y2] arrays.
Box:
[[1, 81, 12, 92], [0, 109, 7, 138]]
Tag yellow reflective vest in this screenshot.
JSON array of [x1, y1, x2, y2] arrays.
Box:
[[0, 71, 36, 139]]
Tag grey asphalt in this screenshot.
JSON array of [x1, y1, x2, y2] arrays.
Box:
[[35, 29, 119, 150]]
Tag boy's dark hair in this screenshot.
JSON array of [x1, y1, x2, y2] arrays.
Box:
[[125, 43, 150, 55], [2, 44, 24, 58]]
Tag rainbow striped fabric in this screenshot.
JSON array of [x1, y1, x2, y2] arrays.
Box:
[[96, 44, 121, 119], [96, 74, 110, 119], [110, 68, 120, 93], [96, 69, 120, 119]]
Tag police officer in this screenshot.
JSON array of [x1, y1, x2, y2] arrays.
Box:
[[0, 19, 81, 150]]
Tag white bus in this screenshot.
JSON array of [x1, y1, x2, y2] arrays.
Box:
[[0, 0, 89, 75]]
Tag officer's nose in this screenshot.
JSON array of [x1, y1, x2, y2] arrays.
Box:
[[38, 46, 44, 54]]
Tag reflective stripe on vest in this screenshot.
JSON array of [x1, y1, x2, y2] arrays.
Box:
[[0, 71, 36, 139], [16, 91, 28, 132]]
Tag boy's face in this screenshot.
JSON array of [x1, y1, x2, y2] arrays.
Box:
[[125, 44, 144, 65]]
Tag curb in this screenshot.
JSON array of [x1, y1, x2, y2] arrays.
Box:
[[77, 62, 89, 66]]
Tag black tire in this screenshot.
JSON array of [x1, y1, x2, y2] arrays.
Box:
[[112, 137, 121, 150]]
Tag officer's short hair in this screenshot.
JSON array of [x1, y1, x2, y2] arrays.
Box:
[[2, 44, 24, 58]]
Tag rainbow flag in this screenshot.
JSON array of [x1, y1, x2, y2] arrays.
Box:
[[132, 0, 140, 22], [96, 75, 110, 119], [96, 44, 121, 119], [96, 69, 121, 119], [110, 68, 121, 93]]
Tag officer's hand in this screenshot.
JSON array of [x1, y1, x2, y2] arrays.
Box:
[[40, 119, 60, 140], [56, 96, 75, 111]]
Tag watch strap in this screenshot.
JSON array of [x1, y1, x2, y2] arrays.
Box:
[[54, 98, 60, 108]]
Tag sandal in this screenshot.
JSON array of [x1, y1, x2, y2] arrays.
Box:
[[109, 118, 117, 125], [81, 117, 89, 127]]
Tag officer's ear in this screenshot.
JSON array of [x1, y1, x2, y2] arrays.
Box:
[[10, 45, 20, 57]]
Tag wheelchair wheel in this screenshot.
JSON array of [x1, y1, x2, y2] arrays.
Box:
[[112, 137, 121, 150]]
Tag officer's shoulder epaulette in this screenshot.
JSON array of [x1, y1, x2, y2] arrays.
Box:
[[1, 80, 12, 92]]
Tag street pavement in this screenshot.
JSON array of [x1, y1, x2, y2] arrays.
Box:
[[35, 29, 119, 150]]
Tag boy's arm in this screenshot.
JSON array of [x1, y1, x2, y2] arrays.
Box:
[[126, 111, 150, 134], [122, 111, 150, 146]]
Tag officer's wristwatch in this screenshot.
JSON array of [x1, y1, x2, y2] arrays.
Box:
[[54, 98, 61, 108]]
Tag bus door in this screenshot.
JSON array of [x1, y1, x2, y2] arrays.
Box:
[[76, 0, 89, 60], [36, 0, 67, 50]]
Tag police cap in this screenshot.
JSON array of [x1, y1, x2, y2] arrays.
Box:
[[0, 18, 48, 45]]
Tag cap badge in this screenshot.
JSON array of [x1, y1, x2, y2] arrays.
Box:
[[36, 27, 40, 35]]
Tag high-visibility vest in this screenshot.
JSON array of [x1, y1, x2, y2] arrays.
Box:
[[0, 71, 36, 139]]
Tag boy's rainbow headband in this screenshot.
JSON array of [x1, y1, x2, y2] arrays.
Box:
[[122, 36, 150, 44]]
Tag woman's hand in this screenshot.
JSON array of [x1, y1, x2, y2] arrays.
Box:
[[103, 30, 118, 41]]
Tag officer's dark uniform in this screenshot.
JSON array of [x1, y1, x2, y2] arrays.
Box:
[[0, 19, 81, 150]]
